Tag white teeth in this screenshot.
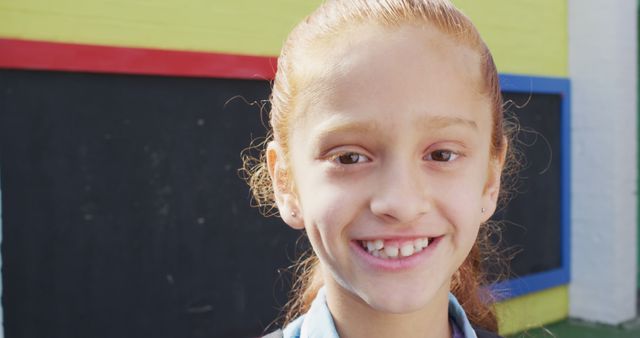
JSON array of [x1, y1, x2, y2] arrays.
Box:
[[367, 241, 375, 252], [400, 243, 414, 257], [362, 237, 432, 259], [373, 239, 384, 250], [384, 245, 399, 258]]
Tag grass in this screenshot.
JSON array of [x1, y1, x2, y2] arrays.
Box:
[[507, 318, 640, 338]]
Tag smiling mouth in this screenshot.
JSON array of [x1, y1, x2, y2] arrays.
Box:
[[358, 237, 433, 259]]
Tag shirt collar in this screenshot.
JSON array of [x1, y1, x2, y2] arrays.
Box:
[[286, 287, 479, 338], [448, 293, 478, 338], [299, 287, 340, 338]]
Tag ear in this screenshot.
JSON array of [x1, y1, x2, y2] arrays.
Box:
[[481, 137, 508, 223], [266, 141, 304, 229]]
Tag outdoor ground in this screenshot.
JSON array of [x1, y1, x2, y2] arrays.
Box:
[[508, 318, 640, 338]]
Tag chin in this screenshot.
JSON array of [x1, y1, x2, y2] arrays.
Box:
[[357, 281, 444, 314]]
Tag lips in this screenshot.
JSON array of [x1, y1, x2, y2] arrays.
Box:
[[350, 235, 442, 271], [359, 237, 431, 259]]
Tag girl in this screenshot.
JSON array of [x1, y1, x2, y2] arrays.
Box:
[[246, 0, 511, 337]]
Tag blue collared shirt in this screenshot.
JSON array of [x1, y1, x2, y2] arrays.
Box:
[[282, 288, 478, 338]]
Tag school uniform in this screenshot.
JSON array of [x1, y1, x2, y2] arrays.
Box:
[[264, 287, 502, 338]]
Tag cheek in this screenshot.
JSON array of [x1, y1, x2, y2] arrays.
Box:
[[433, 169, 486, 234], [435, 171, 485, 208], [296, 171, 366, 238], [298, 180, 369, 269]]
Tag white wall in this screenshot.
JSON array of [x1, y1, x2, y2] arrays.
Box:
[[568, 0, 638, 324]]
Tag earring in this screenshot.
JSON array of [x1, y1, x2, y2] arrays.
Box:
[[290, 211, 296, 218], [481, 207, 486, 213]]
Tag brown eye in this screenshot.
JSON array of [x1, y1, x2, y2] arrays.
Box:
[[428, 150, 457, 162], [336, 152, 368, 164]]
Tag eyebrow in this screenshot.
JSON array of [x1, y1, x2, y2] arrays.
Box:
[[417, 115, 479, 131], [313, 115, 478, 140], [313, 119, 383, 138]]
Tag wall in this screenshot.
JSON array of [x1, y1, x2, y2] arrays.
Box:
[[568, 0, 638, 324], [0, 0, 567, 77]]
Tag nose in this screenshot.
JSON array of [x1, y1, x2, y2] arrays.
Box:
[[369, 160, 432, 224]]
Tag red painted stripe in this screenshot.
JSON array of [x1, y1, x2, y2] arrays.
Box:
[[0, 38, 277, 79]]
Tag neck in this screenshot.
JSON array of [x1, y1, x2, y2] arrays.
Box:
[[324, 278, 452, 338]]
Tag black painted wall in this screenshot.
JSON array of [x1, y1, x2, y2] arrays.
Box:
[[0, 70, 302, 338], [498, 92, 563, 277]]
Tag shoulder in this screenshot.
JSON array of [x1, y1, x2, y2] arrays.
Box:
[[473, 326, 504, 338], [263, 315, 303, 338], [261, 316, 304, 338], [262, 329, 284, 338]]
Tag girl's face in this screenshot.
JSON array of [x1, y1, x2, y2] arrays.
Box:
[[271, 23, 503, 314]]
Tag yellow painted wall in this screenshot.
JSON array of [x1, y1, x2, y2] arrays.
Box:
[[0, 0, 322, 56], [496, 286, 569, 336], [454, 0, 568, 77], [0, 0, 567, 76]]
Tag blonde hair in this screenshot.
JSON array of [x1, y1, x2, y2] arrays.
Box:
[[243, 0, 511, 332]]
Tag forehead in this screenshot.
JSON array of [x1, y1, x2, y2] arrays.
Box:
[[293, 22, 490, 130]]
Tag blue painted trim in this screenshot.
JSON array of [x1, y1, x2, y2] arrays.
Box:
[[494, 74, 571, 300], [499, 73, 571, 95], [491, 268, 570, 299]]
